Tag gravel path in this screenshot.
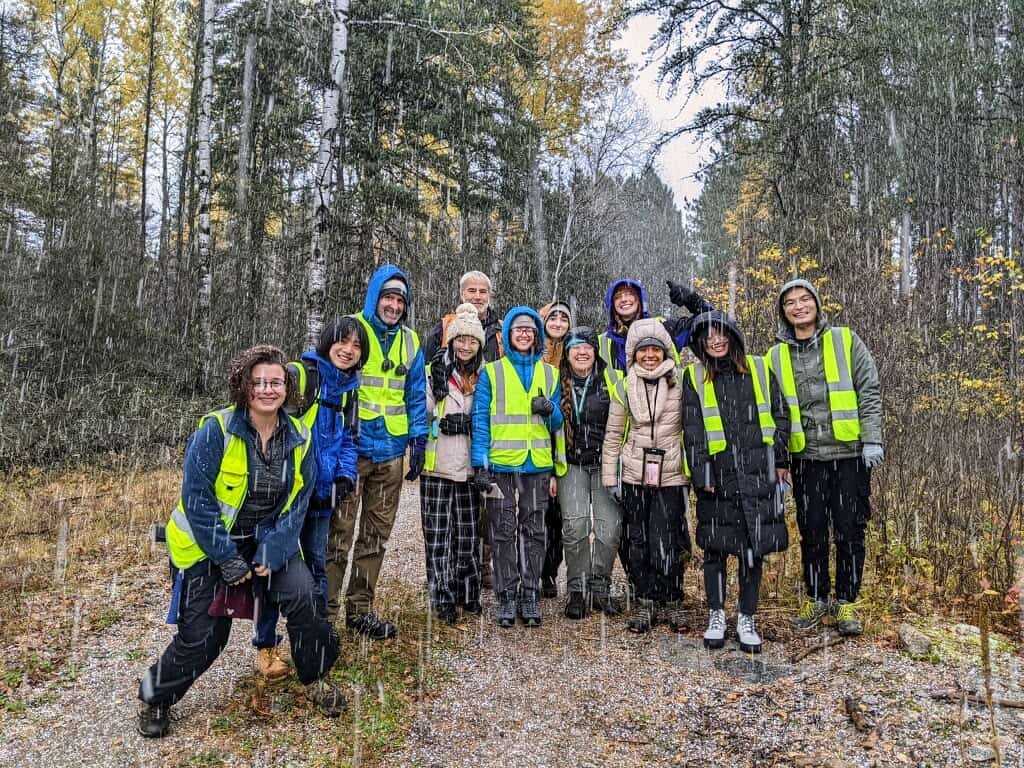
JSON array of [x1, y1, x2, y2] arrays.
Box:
[[1, 483, 1022, 767]]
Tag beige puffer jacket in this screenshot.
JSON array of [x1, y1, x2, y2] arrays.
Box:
[[601, 318, 688, 488], [424, 370, 476, 482]]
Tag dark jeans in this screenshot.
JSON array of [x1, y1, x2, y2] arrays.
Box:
[[139, 555, 340, 707], [702, 549, 764, 615], [793, 456, 871, 602], [621, 483, 690, 602], [255, 513, 331, 647], [541, 496, 562, 586]]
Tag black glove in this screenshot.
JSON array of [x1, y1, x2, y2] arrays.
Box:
[[471, 467, 496, 494], [531, 387, 555, 417], [333, 476, 355, 502], [218, 556, 252, 586], [429, 349, 450, 402], [438, 413, 472, 435], [666, 279, 707, 315], [405, 436, 427, 481]]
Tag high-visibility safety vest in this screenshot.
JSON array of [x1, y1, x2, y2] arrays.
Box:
[[423, 363, 451, 474], [685, 356, 775, 456], [355, 312, 420, 437], [287, 360, 353, 431], [483, 357, 567, 475], [598, 326, 680, 372], [164, 407, 311, 570], [766, 326, 861, 453]]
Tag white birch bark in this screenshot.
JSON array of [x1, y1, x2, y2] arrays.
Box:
[[196, 0, 216, 391], [307, 0, 350, 347]]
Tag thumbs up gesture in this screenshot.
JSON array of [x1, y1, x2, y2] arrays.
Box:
[[531, 387, 555, 417]]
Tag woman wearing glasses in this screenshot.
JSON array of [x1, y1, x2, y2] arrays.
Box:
[[137, 345, 346, 738]]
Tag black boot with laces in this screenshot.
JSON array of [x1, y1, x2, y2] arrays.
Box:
[[346, 611, 397, 640], [137, 702, 171, 738]]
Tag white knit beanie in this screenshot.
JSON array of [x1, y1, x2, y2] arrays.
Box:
[[447, 302, 485, 345]]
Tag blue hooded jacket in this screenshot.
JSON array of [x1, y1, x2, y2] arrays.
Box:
[[300, 350, 359, 517], [471, 306, 564, 472], [356, 264, 428, 463], [603, 278, 707, 371], [178, 407, 315, 573]]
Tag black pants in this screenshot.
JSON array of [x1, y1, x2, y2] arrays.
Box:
[[420, 475, 480, 610], [139, 555, 340, 707], [621, 483, 690, 602], [702, 549, 764, 615], [541, 496, 562, 586], [792, 456, 871, 603]]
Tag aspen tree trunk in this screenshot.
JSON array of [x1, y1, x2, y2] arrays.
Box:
[[307, 0, 350, 347], [236, 31, 257, 247], [196, 0, 216, 392], [140, 0, 159, 261]]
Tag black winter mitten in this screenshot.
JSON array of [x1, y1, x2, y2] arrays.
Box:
[[218, 556, 252, 586]]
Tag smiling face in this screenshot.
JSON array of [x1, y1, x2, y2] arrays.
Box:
[[545, 310, 570, 341], [452, 335, 481, 362], [248, 362, 287, 417], [461, 279, 491, 318], [613, 285, 641, 323], [376, 291, 406, 325], [509, 321, 537, 353], [782, 286, 818, 330], [635, 345, 665, 371], [703, 327, 730, 359], [329, 333, 362, 371], [566, 343, 595, 376]]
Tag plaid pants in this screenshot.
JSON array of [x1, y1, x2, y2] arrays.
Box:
[[419, 475, 481, 610]]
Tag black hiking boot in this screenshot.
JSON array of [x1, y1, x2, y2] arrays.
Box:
[[137, 703, 171, 738], [519, 589, 542, 627], [541, 578, 558, 599], [496, 592, 517, 628], [564, 591, 588, 620], [346, 611, 397, 640]]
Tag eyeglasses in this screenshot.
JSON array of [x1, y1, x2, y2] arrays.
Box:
[[511, 327, 536, 335], [252, 378, 286, 391], [783, 295, 815, 309]]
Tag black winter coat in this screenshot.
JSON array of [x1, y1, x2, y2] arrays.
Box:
[[563, 365, 613, 467], [682, 359, 791, 557]]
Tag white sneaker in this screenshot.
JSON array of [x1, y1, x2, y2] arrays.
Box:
[[703, 608, 726, 649], [736, 612, 762, 654]]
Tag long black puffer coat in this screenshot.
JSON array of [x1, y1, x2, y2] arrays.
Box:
[[682, 312, 791, 558]]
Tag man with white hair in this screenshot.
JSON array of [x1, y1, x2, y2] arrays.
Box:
[[422, 270, 503, 363]]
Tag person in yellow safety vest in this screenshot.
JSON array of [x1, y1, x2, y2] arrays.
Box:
[[767, 279, 883, 637], [421, 303, 486, 624], [137, 345, 345, 739], [601, 318, 691, 635], [681, 311, 791, 655], [555, 326, 627, 620], [325, 264, 428, 641], [252, 317, 368, 679], [470, 307, 566, 629], [422, 270, 504, 592]]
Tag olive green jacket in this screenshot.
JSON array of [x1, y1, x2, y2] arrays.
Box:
[[774, 279, 883, 461]]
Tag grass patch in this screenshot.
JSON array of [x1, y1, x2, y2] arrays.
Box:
[[88, 607, 123, 632]]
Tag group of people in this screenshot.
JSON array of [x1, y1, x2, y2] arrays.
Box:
[[136, 265, 883, 738]]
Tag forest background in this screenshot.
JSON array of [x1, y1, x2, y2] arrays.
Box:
[[0, 0, 1021, 626]]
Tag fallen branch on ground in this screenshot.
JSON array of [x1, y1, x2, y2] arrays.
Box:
[[929, 688, 1024, 709], [790, 632, 847, 662]]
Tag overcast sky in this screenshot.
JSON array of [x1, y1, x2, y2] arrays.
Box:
[[618, 13, 722, 212]]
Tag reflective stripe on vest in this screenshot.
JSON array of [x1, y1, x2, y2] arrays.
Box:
[[165, 407, 311, 570], [424, 393, 445, 473], [598, 333, 617, 371], [766, 326, 860, 451], [686, 357, 774, 456], [355, 312, 420, 436], [486, 357, 558, 468]]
